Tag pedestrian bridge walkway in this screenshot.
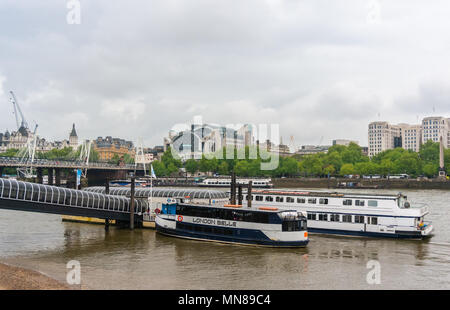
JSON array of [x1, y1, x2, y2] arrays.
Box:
[[0, 178, 148, 222]]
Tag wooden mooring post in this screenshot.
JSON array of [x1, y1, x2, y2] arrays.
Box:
[[247, 181, 252, 208]]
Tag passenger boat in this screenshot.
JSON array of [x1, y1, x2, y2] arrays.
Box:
[[155, 203, 309, 247], [242, 190, 433, 239], [109, 179, 149, 187], [198, 178, 273, 188]]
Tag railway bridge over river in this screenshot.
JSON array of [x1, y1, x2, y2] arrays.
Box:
[[0, 157, 147, 186]]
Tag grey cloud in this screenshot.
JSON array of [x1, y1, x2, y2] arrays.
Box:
[[1, 0, 450, 148]]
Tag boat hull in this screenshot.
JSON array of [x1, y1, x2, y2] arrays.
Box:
[[155, 223, 308, 248], [308, 225, 434, 239]]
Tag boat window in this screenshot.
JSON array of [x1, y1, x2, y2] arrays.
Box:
[[319, 198, 328, 205], [330, 214, 339, 222], [355, 200, 365, 206], [286, 197, 295, 203], [308, 198, 317, 204], [343, 199, 352, 206], [297, 198, 305, 204], [282, 220, 305, 232], [265, 196, 273, 202], [255, 195, 263, 201], [318, 213, 328, 221], [368, 200, 378, 207], [342, 214, 352, 222], [370, 217, 378, 225], [354, 215, 364, 223], [276, 196, 284, 202], [307, 213, 316, 220]]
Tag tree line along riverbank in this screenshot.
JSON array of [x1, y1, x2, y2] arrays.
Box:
[[272, 177, 450, 190], [150, 141, 449, 179]]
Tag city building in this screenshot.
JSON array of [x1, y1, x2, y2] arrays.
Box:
[[368, 121, 403, 157], [164, 124, 252, 160], [332, 139, 359, 146], [0, 124, 79, 153], [135, 152, 154, 164], [69, 123, 78, 148], [92, 136, 135, 161], [400, 123, 422, 152], [422, 116, 450, 148], [368, 116, 450, 157], [295, 145, 330, 155], [0, 125, 31, 151]]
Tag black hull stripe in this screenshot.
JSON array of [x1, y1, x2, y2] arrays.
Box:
[[156, 225, 308, 247]]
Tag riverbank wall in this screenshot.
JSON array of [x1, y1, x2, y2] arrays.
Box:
[[272, 178, 450, 190]]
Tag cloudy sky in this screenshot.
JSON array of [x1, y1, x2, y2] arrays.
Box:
[[1, 0, 450, 148]]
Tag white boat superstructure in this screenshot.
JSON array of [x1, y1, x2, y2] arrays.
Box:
[[242, 189, 433, 239], [199, 178, 273, 188]]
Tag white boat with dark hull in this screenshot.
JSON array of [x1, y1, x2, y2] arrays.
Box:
[[242, 190, 433, 239], [198, 178, 273, 188], [155, 203, 309, 247]]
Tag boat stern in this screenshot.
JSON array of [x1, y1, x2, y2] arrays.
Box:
[[420, 222, 434, 238]]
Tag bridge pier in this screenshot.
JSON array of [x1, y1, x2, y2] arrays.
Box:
[[55, 169, 61, 186], [37, 168, 43, 184], [48, 169, 54, 186]]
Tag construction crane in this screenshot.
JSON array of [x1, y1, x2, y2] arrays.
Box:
[[9, 90, 29, 130]]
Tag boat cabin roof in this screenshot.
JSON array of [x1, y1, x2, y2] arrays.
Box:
[[177, 202, 292, 214], [248, 189, 402, 200]]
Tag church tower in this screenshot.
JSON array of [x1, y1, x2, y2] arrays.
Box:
[[69, 123, 78, 148]]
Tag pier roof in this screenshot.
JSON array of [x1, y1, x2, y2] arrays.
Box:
[[84, 186, 228, 199]]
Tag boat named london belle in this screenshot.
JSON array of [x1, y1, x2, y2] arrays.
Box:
[[241, 190, 433, 239], [155, 202, 309, 247]]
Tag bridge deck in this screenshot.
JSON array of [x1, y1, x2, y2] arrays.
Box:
[[0, 178, 148, 222], [0, 157, 146, 170]]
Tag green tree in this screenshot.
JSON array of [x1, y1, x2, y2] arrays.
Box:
[[166, 162, 179, 176], [422, 163, 438, 177], [323, 165, 336, 176], [152, 160, 167, 177], [234, 160, 250, 176], [184, 159, 199, 174], [340, 163, 355, 176], [217, 161, 229, 175]]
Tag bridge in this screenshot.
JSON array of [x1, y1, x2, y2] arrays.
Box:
[[0, 156, 147, 186], [0, 178, 148, 224]]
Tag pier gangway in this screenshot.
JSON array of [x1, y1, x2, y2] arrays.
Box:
[[0, 178, 148, 222]]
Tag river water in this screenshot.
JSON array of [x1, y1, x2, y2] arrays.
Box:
[[1, 188, 449, 290]]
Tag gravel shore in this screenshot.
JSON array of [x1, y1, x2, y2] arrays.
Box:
[[0, 262, 76, 290]]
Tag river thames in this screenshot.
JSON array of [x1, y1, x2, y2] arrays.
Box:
[[1, 188, 449, 290]]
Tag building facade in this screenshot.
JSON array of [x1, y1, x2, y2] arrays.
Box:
[[69, 123, 78, 148], [0, 124, 79, 153], [368, 121, 402, 157], [368, 116, 450, 157], [422, 117, 450, 148], [332, 139, 359, 146], [164, 124, 252, 160], [92, 136, 135, 161]]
